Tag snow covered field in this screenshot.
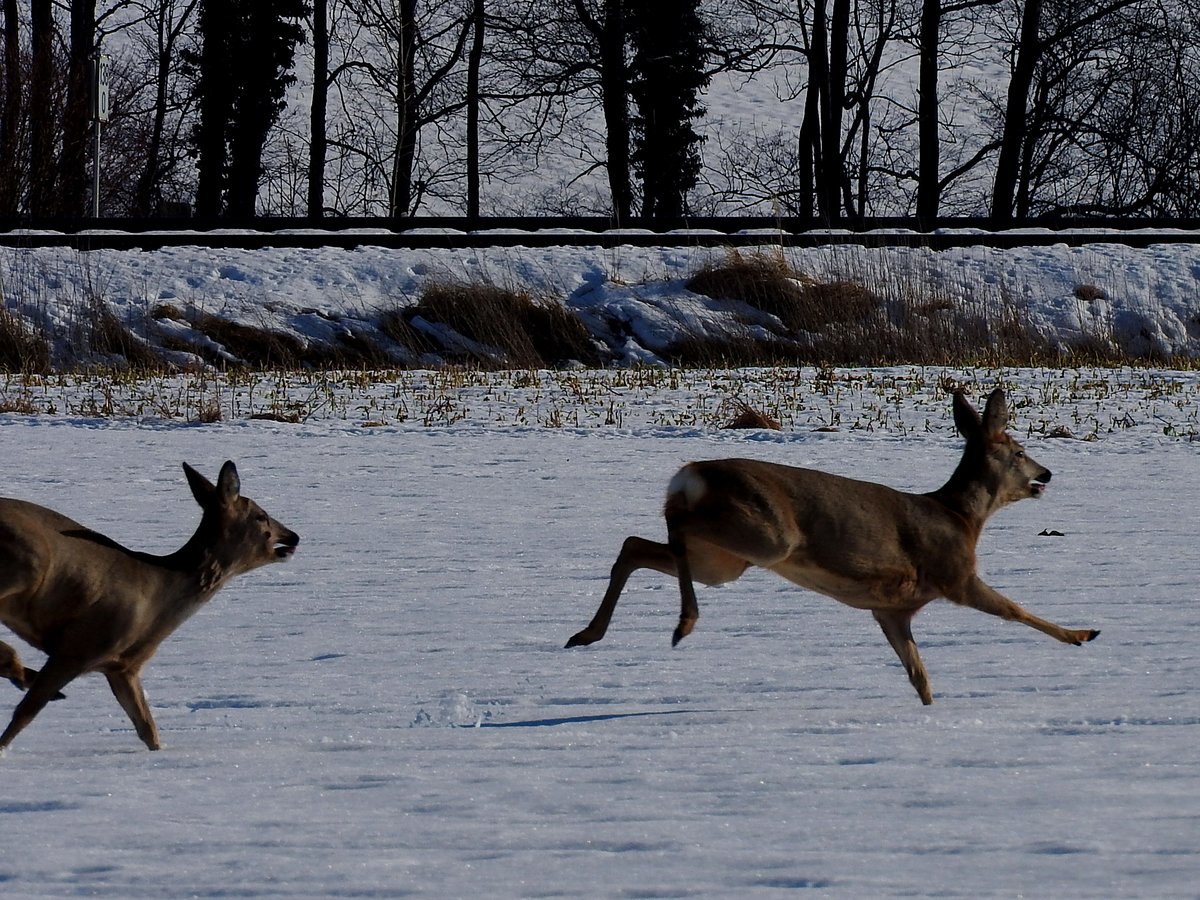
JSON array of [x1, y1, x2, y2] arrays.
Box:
[[1, 367, 1197, 898]]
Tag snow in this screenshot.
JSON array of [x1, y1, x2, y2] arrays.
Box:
[[1, 363, 1198, 898], [4, 7, 1197, 887], [4, 236, 1200, 366]]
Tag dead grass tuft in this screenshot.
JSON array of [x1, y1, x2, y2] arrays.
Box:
[[0, 307, 51, 373], [189, 313, 306, 368], [386, 281, 603, 369], [687, 251, 881, 335], [685, 251, 1076, 367], [1074, 284, 1108, 303], [86, 300, 169, 371], [720, 400, 781, 430]]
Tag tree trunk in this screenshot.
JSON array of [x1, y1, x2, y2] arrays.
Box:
[[466, 0, 484, 220], [821, 0, 850, 221], [916, 0, 941, 224], [389, 0, 418, 217], [991, 0, 1042, 222], [797, 93, 819, 220], [307, 0, 328, 218], [136, 2, 177, 215], [194, 0, 234, 217], [0, 0, 21, 214], [804, 1, 831, 221], [600, 0, 631, 221], [28, 0, 55, 216], [60, 0, 97, 217]]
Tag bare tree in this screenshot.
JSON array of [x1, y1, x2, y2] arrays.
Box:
[[308, 0, 328, 216], [916, 0, 943, 222], [56, 0, 97, 216], [331, 0, 472, 216], [1017, 0, 1200, 216], [990, 0, 1142, 220], [913, 0, 1005, 221], [796, 0, 912, 220], [465, 0, 484, 218], [0, 0, 21, 214], [121, 0, 200, 215], [28, 0, 57, 215]]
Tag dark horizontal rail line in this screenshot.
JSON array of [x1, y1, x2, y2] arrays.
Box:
[[8, 214, 1200, 231], [0, 219, 1197, 251]]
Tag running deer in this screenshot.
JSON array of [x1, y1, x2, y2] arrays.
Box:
[[0, 461, 299, 752], [566, 388, 1099, 703]]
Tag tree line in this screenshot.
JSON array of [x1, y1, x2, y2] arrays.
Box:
[[1, 0, 1198, 222]]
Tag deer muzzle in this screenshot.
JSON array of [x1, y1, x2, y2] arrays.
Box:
[[275, 530, 300, 558]]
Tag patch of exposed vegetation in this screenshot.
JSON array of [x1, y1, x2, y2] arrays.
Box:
[[2, 252, 1195, 376], [683, 251, 1101, 367], [385, 281, 603, 369], [0, 307, 51, 373], [86, 299, 168, 371]]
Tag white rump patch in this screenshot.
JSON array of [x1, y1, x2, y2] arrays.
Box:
[[667, 466, 707, 508]]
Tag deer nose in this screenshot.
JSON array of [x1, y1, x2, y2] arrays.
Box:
[[1038, 469, 1052, 484], [274, 530, 300, 558]]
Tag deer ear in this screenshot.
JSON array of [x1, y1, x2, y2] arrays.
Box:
[[215, 461, 241, 505], [183, 462, 215, 507], [952, 390, 982, 439], [980, 388, 1010, 437]]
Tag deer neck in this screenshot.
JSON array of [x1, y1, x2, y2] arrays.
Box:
[[157, 524, 234, 601], [928, 452, 1004, 535]]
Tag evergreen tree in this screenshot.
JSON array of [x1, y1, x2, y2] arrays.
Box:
[[626, 0, 710, 218], [190, 0, 308, 217]]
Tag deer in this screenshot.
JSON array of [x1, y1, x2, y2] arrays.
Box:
[[566, 388, 1099, 704], [0, 461, 299, 752]]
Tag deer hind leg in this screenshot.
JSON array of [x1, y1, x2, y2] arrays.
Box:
[[106, 670, 161, 751], [566, 536, 677, 648], [0, 654, 86, 751], [665, 529, 753, 646], [668, 528, 700, 646], [0, 641, 65, 700], [954, 576, 1100, 645], [872, 610, 933, 705]]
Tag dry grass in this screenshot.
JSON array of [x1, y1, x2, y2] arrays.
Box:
[[688, 253, 878, 334], [378, 308, 439, 359], [1, 253, 1194, 376], [86, 299, 169, 371], [0, 307, 51, 373], [684, 250, 1073, 367], [188, 313, 307, 368], [384, 281, 602, 369], [720, 400, 781, 430]]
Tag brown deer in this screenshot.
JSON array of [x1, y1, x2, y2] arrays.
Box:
[[566, 388, 1099, 704], [0, 461, 299, 752]]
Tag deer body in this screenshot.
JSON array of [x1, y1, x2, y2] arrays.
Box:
[[0, 462, 298, 752], [567, 389, 1099, 704]]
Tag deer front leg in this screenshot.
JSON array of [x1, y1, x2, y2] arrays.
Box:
[[1, 642, 67, 700], [0, 641, 33, 691], [872, 610, 933, 705], [566, 537, 677, 648], [106, 670, 161, 751], [0, 655, 86, 751], [952, 576, 1100, 645]]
